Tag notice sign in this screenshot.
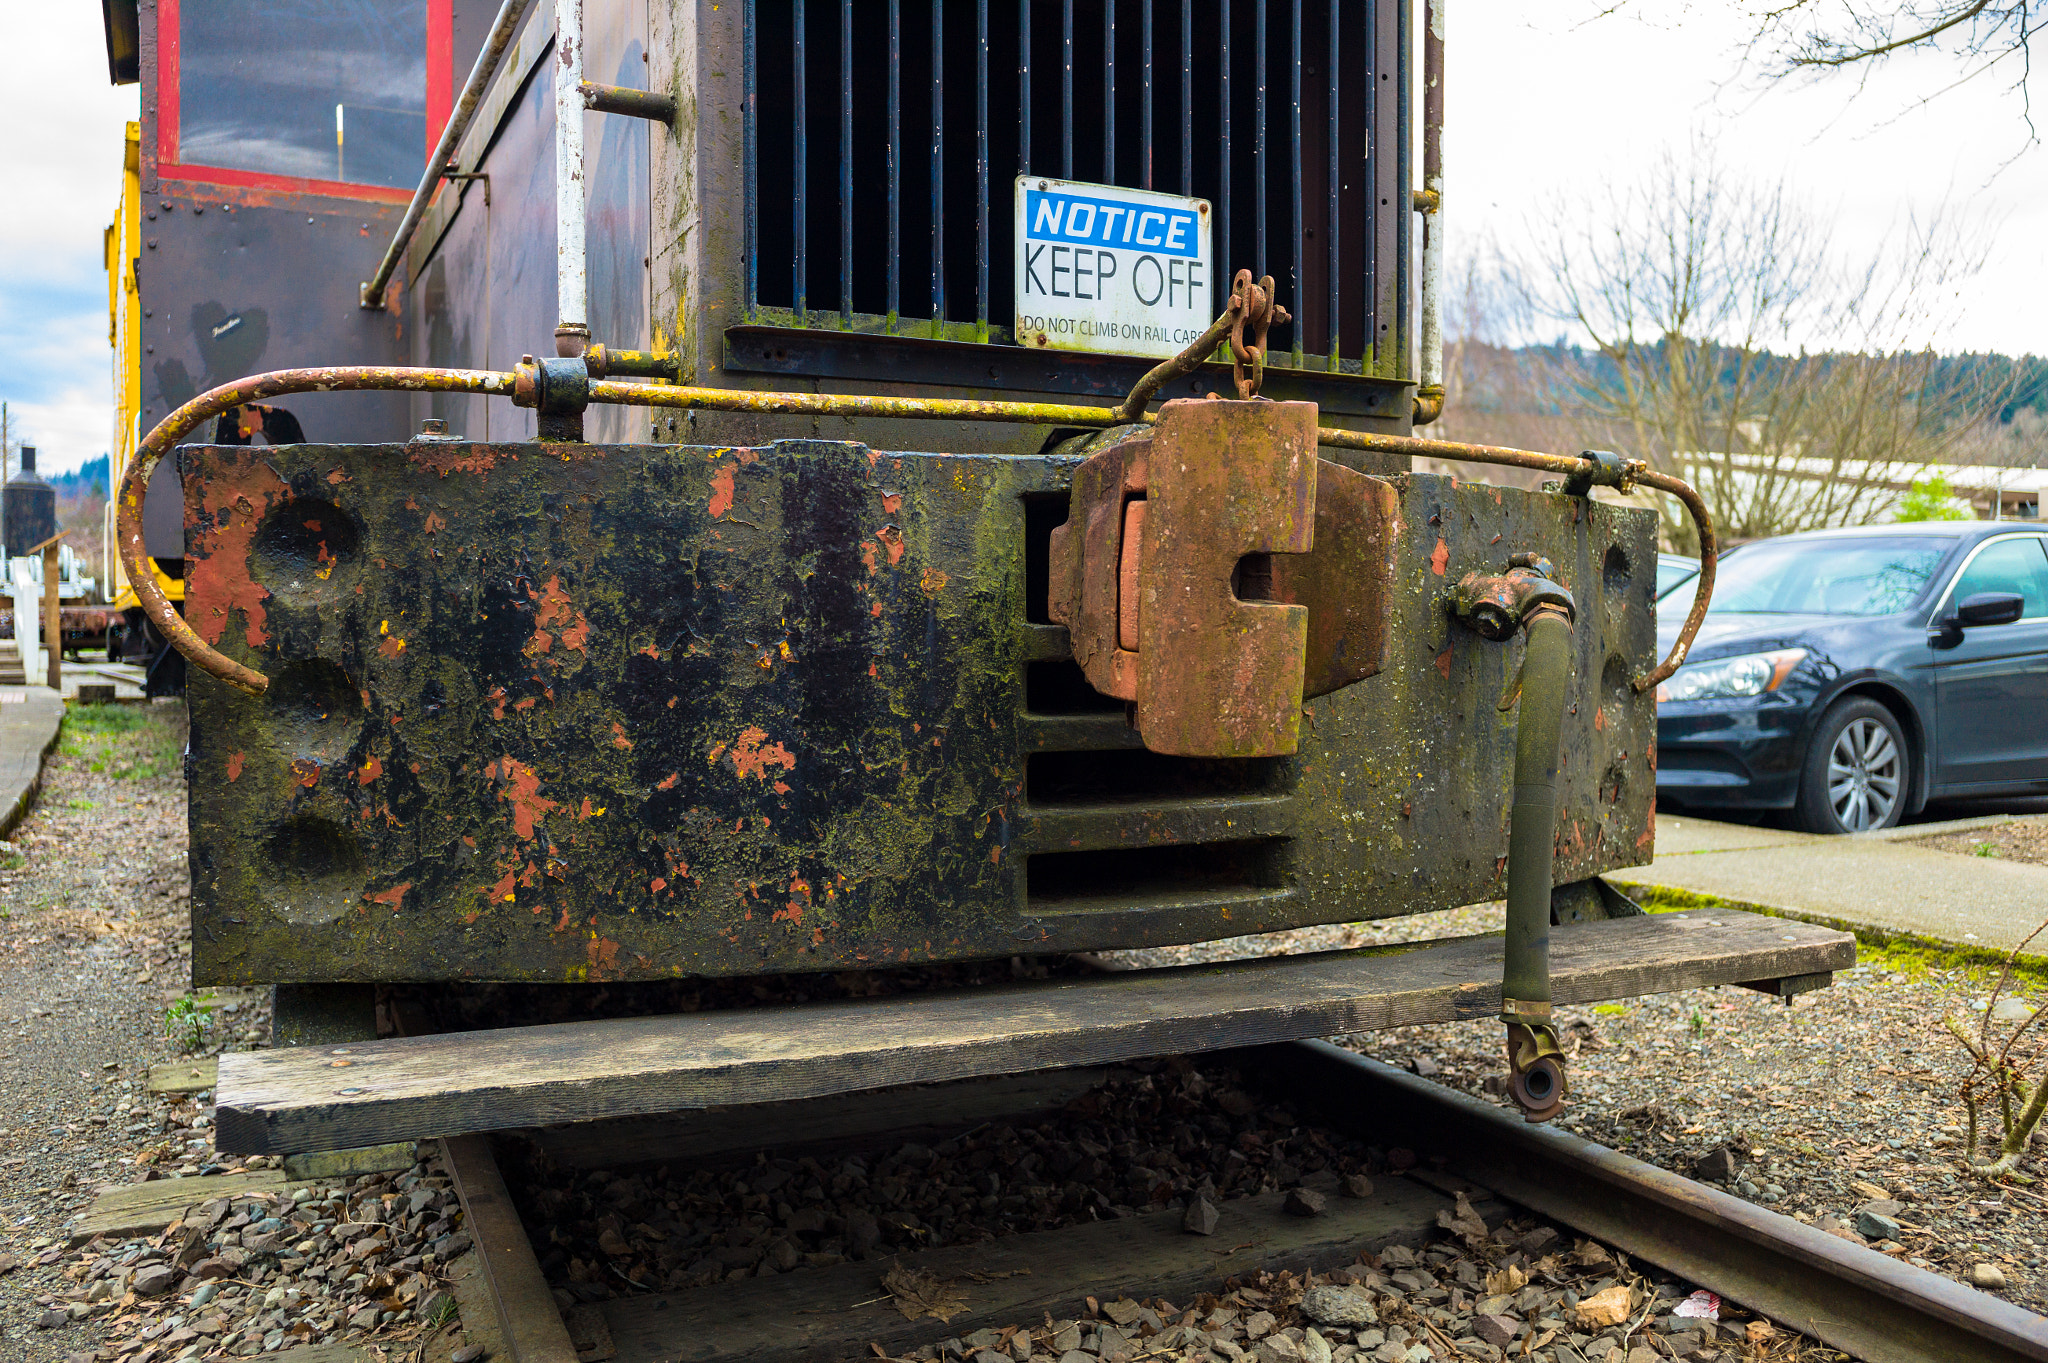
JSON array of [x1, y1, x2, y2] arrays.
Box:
[[1014, 177, 1213, 358]]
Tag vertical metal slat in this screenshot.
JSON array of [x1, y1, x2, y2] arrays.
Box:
[[841, 0, 853, 328], [1103, 0, 1115, 184], [1363, 0, 1377, 371], [1254, 0, 1265, 277], [1180, 0, 1191, 197], [1141, 0, 1153, 191], [1219, 0, 1230, 283], [1289, 0, 1303, 365], [1397, 0, 1412, 381], [931, 0, 945, 335], [1019, 0, 1032, 175], [794, 0, 807, 323], [887, 0, 900, 331], [1062, 0, 1074, 179], [1326, 0, 1339, 370], [743, 0, 757, 318], [987, 0, 995, 345]]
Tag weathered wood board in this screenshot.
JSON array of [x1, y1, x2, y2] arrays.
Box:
[[215, 910, 1852, 1154], [70, 1169, 289, 1247]]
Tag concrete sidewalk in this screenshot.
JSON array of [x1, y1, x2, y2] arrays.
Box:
[[0, 687, 67, 837], [1611, 810, 2048, 959]]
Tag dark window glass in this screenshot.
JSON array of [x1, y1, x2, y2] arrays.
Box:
[[1950, 537, 2048, 618], [1707, 536, 1955, 617], [179, 0, 427, 190]]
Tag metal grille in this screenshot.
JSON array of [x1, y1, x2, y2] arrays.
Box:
[[743, 0, 1408, 378]]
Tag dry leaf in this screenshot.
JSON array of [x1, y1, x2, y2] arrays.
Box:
[[1484, 1264, 1527, 1296], [1746, 1320, 1779, 1344], [1436, 1191, 1487, 1242], [1850, 1180, 1892, 1202], [882, 1265, 970, 1323], [1574, 1285, 1632, 1328]]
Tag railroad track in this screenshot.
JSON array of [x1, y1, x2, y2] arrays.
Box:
[[419, 1038, 2048, 1363]]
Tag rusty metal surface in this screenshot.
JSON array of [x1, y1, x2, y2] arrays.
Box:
[[1134, 400, 1317, 758], [1275, 461, 1401, 699], [1272, 1042, 2048, 1363], [183, 438, 1659, 984]]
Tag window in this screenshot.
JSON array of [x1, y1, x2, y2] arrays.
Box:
[[1705, 537, 1954, 618], [1948, 538, 2048, 620], [161, 0, 446, 195]]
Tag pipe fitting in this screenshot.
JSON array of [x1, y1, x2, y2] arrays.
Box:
[[1450, 553, 1575, 642], [1411, 384, 1445, 427], [511, 354, 590, 441]]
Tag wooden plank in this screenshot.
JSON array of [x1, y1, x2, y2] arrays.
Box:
[[442, 1135, 581, 1363], [70, 1170, 289, 1246], [539, 1068, 1121, 1171], [149, 1057, 217, 1094], [600, 1173, 1462, 1363], [215, 909, 1853, 1155]]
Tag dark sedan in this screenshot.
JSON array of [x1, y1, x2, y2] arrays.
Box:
[[1655, 521, 2048, 832]]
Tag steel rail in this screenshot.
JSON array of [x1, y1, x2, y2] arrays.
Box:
[[361, 0, 535, 310], [1268, 1041, 2048, 1363], [119, 367, 1713, 699]]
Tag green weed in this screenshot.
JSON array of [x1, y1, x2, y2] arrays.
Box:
[[163, 994, 216, 1053], [1973, 842, 2003, 858]]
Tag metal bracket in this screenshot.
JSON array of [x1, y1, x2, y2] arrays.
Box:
[[1561, 448, 1633, 498], [511, 353, 590, 442], [1047, 398, 1397, 757]]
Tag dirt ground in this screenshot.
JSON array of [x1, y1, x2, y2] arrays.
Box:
[[1910, 816, 2048, 869]]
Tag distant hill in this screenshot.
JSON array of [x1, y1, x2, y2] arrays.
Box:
[[48, 455, 109, 500]]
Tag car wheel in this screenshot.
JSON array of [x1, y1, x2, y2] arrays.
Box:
[[1795, 698, 1908, 834]]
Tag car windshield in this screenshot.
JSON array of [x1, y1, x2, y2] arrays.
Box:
[[1657, 558, 1699, 597], [1705, 536, 1955, 616]]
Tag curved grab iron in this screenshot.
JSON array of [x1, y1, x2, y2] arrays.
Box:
[[121, 366, 1713, 698]]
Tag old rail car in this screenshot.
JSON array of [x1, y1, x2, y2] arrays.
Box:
[[102, 0, 1844, 1161]]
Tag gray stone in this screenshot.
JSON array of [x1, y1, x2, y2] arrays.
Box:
[[1255, 1337, 1303, 1363], [1516, 1226, 1560, 1257], [1472, 1315, 1519, 1349], [131, 1264, 178, 1297], [1059, 1351, 1093, 1363], [449, 1347, 486, 1363], [1182, 1194, 1221, 1235], [1691, 1148, 1739, 1183], [1341, 1174, 1375, 1198], [1300, 1286, 1379, 1329], [1856, 1198, 1904, 1221], [1285, 1187, 1328, 1217], [1245, 1311, 1277, 1339], [1852, 1209, 1901, 1242], [1969, 1263, 2007, 1290], [1301, 1328, 1332, 1363]]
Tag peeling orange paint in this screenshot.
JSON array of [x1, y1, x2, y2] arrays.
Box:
[[377, 635, 407, 658], [920, 566, 949, 596], [611, 723, 633, 750], [225, 752, 245, 782], [186, 455, 283, 648], [290, 758, 320, 788], [423, 510, 446, 534], [357, 755, 384, 785], [657, 772, 680, 790], [729, 726, 797, 781], [876, 525, 906, 565], [490, 757, 560, 839], [708, 462, 737, 518], [368, 882, 411, 910], [651, 876, 668, 894], [1430, 538, 1449, 576], [491, 869, 517, 902], [882, 492, 902, 514], [587, 936, 621, 977], [1435, 646, 1453, 679]]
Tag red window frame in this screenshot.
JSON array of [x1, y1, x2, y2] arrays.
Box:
[[155, 0, 453, 205]]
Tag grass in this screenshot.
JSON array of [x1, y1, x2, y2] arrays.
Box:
[[58, 702, 181, 780]]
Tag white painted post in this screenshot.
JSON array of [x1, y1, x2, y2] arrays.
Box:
[[11, 557, 41, 685]]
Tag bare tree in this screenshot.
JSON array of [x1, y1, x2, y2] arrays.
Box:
[[1741, 0, 2043, 112], [1489, 148, 2013, 549]]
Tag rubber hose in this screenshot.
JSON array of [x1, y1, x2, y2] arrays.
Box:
[[1503, 609, 1571, 1009]]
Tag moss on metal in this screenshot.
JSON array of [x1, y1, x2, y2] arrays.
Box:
[[184, 441, 1656, 985]]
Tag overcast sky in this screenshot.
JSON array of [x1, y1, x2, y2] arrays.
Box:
[[0, 0, 2040, 476]]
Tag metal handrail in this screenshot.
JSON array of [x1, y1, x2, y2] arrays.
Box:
[[360, 0, 536, 310], [117, 370, 1714, 700]]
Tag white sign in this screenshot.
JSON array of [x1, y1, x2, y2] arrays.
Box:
[[1013, 177, 1214, 359]]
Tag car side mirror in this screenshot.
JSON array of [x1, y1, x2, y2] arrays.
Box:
[[1959, 591, 2026, 627]]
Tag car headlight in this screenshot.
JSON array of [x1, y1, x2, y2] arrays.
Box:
[[1656, 649, 1806, 703]]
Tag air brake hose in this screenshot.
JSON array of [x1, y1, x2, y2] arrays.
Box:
[[1502, 604, 1573, 1122]]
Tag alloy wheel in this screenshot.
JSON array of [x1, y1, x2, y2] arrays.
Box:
[[1826, 716, 1901, 831]]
